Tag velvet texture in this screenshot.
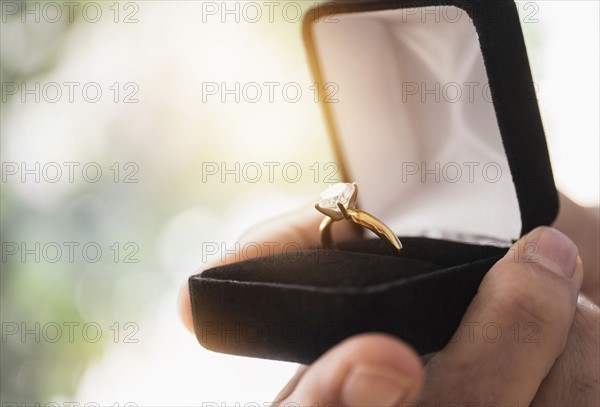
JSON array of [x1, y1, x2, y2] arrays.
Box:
[[190, 239, 506, 364], [189, 0, 558, 364]]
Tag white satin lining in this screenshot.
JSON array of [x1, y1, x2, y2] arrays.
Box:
[[312, 6, 520, 245]]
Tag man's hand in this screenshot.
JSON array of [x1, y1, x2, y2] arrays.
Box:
[[273, 227, 599, 406], [179, 198, 600, 406], [554, 193, 600, 303], [178, 205, 360, 332]]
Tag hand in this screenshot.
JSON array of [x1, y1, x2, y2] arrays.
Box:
[[178, 205, 360, 332], [273, 227, 599, 406], [179, 200, 599, 406], [554, 193, 600, 303]]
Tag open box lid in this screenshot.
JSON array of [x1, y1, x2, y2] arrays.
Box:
[[188, 0, 563, 364], [302, 0, 558, 243]]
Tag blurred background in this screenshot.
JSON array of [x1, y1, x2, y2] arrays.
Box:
[[1, 0, 598, 405]]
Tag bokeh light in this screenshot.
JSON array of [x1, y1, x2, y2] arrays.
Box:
[[1, 0, 598, 404]]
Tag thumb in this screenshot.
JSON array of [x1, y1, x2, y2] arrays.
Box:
[[423, 227, 583, 405], [276, 333, 424, 407]]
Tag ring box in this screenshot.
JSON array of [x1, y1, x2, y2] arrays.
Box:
[[189, 0, 558, 364]]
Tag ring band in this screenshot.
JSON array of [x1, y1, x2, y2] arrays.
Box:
[[315, 182, 403, 253]]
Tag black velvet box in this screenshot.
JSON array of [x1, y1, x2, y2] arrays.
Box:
[[189, 0, 558, 364]]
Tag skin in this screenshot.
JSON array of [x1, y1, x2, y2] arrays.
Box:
[[178, 193, 599, 406]]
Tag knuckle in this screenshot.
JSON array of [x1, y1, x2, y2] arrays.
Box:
[[571, 300, 600, 357], [536, 302, 600, 406], [491, 271, 570, 330]]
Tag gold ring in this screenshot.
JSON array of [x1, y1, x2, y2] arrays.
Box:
[[315, 182, 403, 253]]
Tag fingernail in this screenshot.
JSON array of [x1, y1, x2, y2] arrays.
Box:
[[525, 227, 579, 278], [340, 363, 411, 407]]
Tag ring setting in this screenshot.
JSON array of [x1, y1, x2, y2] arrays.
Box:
[[315, 182, 403, 253]]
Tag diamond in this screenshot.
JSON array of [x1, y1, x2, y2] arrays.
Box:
[[318, 183, 356, 213]]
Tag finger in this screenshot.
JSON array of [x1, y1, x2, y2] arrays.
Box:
[[273, 365, 309, 403], [178, 205, 360, 332], [533, 295, 600, 406], [554, 193, 600, 304], [277, 333, 424, 407], [423, 227, 583, 406], [177, 207, 320, 331]]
